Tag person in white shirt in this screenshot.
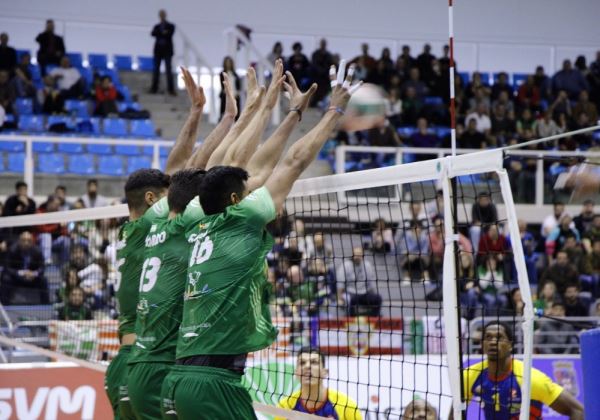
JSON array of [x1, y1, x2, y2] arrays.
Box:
[[49, 56, 83, 98], [541, 201, 566, 239], [80, 179, 109, 208], [465, 102, 492, 134]]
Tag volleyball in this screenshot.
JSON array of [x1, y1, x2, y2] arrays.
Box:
[[339, 83, 386, 132]]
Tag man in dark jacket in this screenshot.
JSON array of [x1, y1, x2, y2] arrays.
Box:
[[1, 231, 47, 304], [2, 181, 37, 240], [150, 9, 175, 95], [35, 19, 65, 76]]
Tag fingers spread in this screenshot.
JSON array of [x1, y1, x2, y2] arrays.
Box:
[[285, 71, 299, 91], [348, 81, 363, 95], [336, 59, 347, 87], [329, 65, 337, 87]]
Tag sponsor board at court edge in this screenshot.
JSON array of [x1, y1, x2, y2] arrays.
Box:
[[0, 362, 112, 420]]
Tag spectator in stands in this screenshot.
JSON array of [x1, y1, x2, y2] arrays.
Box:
[[541, 201, 566, 239], [545, 214, 580, 262], [508, 219, 539, 285], [2, 181, 37, 239], [506, 287, 524, 316], [584, 239, 600, 297], [573, 90, 598, 124], [13, 53, 37, 99], [306, 258, 335, 306], [401, 399, 438, 420], [287, 42, 310, 88], [533, 65, 552, 100], [535, 302, 579, 354], [583, 215, 600, 253], [336, 246, 381, 316], [89, 218, 119, 260], [370, 218, 395, 254], [350, 43, 377, 77], [384, 88, 402, 127], [1, 231, 47, 304], [465, 102, 491, 134], [478, 224, 508, 266], [563, 284, 588, 317], [57, 267, 80, 302], [401, 68, 428, 101], [401, 86, 423, 125], [516, 75, 541, 112], [552, 59, 589, 100], [459, 118, 487, 149], [516, 108, 535, 137], [219, 56, 241, 119], [36, 195, 69, 264], [428, 217, 445, 280], [311, 39, 333, 105], [462, 254, 505, 317], [490, 103, 516, 145], [35, 19, 65, 76], [491, 72, 513, 101], [286, 218, 314, 257], [549, 90, 572, 122], [0, 70, 16, 114], [492, 90, 514, 115], [467, 86, 491, 113], [39, 73, 64, 114], [93, 76, 118, 116], [533, 110, 563, 139], [150, 9, 176, 95], [267, 42, 283, 65], [534, 281, 559, 315], [68, 243, 90, 271], [563, 234, 590, 277], [366, 121, 402, 147], [465, 72, 491, 100], [399, 45, 416, 70], [589, 51, 600, 107], [78, 257, 109, 309], [470, 192, 498, 254], [281, 234, 304, 268], [307, 232, 333, 263], [57, 286, 92, 320], [54, 185, 71, 211], [540, 250, 579, 294], [416, 44, 435, 84], [80, 179, 108, 208], [408, 118, 440, 159], [425, 190, 444, 222], [395, 220, 430, 284], [286, 264, 317, 316], [370, 50, 394, 89], [49, 56, 84, 99], [0, 33, 17, 75]]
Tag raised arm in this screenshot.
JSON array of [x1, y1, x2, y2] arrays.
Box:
[[265, 60, 361, 212], [246, 71, 317, 191], [164, 67, 206, 175], [185, 72, 237, 169], [205, 67, 265, 169], [222, 59, 286, 169]]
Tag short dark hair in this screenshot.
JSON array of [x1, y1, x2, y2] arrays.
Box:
[[297, 346, 325, 367], [15, 181, 27, 190], [87, 179, 98, 187], [55, 185, 66, 192], [483, 321, 514, 344], [124, 169, 170, 212], [167, 169, 205, 214], [199, 166, 248, 215]]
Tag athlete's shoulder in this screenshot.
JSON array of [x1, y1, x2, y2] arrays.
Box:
[[329, 389, 363, 420], [278, 390, 301, 409]]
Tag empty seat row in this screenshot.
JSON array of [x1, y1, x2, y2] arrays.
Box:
[[13, 97, 139, 117], [0, 152, 167, 176], [16, 50, 154, 72]]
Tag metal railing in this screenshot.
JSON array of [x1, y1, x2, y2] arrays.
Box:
[[335, 145, 599, 207]]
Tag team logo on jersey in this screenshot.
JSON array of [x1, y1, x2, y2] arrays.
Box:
[[198, 222, 209, 230], [150, 224, 157, 233], [137, 298, 149, 318], [145, 231, 166, 247], [553, 361, 579, 396]]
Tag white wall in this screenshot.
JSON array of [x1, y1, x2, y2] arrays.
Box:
[[1, 0, 599, 74]]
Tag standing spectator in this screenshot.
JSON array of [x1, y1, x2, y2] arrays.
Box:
[[563, 284, 588, 317], [1, 231, 47, 304], [552, 59, 589, 100], [541, 201, 566, 239], [35, 19, 65, 76], [491, 72, 513, 101], [535, 302, 579, 354], [572, 90, 598, 123], [470, 192, 498, 254], [287, 42, 310, 88], [80, 179, 108, 208], [540, 251, 579, 294], [57, 286, 92, 320], [0, 71, 16, 114], [533, 65, 552, 100], [150, 9, 175, 95], [311, 39, 333, 105], [54, 185, 71, 211], [336, 246, 382, 316], [267, 42, 283, 65], [13, 53, 37, 99], [589, 50, 600, 107], [0, 33, 17, 75], [49, 56, 83, 99], [219, 56, 240, 118], [399, 45, 416, 70], [350, 43, 376, 77], [416, 44, 435, 84], [573, 199, 595, 235], [94, 76, 119, 116]]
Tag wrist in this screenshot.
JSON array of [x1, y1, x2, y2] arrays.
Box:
[[288, 107, 302, 121], [327, 106, 345, 116]]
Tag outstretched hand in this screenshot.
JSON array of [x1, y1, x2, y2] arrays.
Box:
[[328, 59, 362, 111], [265, 59, 286, 110], [284, 71, 317, 113], [181, 67, 206, 111], [222, 72, 238, 118]]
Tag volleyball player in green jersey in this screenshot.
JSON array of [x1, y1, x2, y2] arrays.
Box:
[[162, 61, 361, 420]]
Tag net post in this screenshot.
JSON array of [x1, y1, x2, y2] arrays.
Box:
[[24, 137, 34, 195], [497, 168, 535, 420], [441, 162, 465, 420], [535, 153, 544, 206], [152, 143, 160, 169]]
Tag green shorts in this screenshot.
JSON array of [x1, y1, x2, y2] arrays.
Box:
[[160, 365, 256, 420], [127, 361, 173, 420], [105, 345, 135, 420]]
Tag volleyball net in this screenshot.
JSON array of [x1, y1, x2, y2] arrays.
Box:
[[0, 148, 533, 419]]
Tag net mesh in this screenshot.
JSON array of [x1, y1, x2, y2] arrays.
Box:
[[0, 154, 527, 419]]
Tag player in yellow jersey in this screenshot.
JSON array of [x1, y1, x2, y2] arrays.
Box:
[[277, 347, 362, 420]]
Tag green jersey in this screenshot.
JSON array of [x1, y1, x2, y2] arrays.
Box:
[[115, 198, 169, 337], [176, 186, 278, 358], [129, 198, 205, 364]]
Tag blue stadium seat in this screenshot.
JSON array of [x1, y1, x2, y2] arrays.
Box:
[[115, 141, 139, 156], [16, 49, 30, 61], [14, 98, 34, 115], [44, 64, 58, 74], [86, 141, 112, 155], [0, 140, 24, 152], [477, 72, 491, 86], [78, 67, 93, 86], [103, 118, 128, 136], [117, 101, 141, 113], [57, 138, 84, 154], [88, 53, 108, 69], [397, 126, 417, 137], [17, 115, 44, 132], [65, 99, 90, 118], [457, 71, 469, 86], [593, 130, 600, 142], [76, 117, 101, 135], [160, 146, 171, 157], [126, 156, 152, 174], [424, 96, 443, 106], [7, 152, 25, 172], [435, 127, 452, 138], [29, 65, 42, 83], [67, 52, 83, 68], [512, 73, 528, 88], [98, 155, 124, 176], [32, 141, 54, 153], [47, 115, 74, 131], [0, 156, 5, 172], [130, 119, 156, 138], [118, 86, 132, 102], [37, 153, 65, 174], [114, 55, 133, 71], [137, 56, 154, 72], [68, 154, 95, 174], [159, 157, 167, 171]]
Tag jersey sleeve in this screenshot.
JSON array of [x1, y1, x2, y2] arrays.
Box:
[[275, 392, 300, 420], [180, 196, 205, 228], [143, 196, 170, 222], [463, 361, 485, 403], [530, 367, 563, 406], [236, 186, 276, 226]]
